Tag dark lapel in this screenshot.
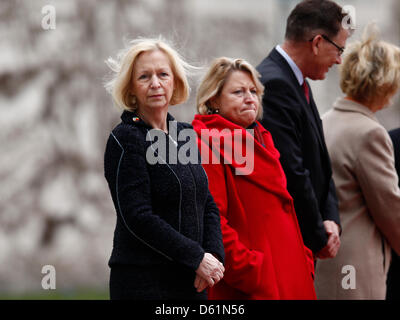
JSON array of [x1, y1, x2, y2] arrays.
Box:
[[306, 82, 326, 150], [268, 48, 325, 150]]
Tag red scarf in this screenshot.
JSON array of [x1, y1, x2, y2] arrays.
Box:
[[192, 114, 292, 201]]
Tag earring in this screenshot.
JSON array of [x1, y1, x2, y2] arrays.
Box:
[[207, 106, 220, 115]]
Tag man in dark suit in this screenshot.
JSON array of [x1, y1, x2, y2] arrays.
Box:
[[256, 0, 351, 261], [387, 127, 400, 299]]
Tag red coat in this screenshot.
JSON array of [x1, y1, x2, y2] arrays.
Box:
[[192, 114, 316, 300]]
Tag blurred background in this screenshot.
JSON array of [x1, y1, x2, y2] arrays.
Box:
[[1, 0, 399, 299]]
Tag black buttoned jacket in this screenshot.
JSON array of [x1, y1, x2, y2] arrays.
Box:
[[104, 111, 224, 271]]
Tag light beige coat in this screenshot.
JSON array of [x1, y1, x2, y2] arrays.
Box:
[[315, 97, 400, 299]]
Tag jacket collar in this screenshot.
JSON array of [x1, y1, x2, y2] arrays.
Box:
[[268, 48, 302, 88], [192, 114, 292, 199], [120, 109, 176, 129], [333, 97, 378, 122], [268, 48, 326, 150], [192, 113, 252, 131], [268, 48, 315, 106], [275, 45, 304, 86]]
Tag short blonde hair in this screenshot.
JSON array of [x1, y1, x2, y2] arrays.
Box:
[[340, 24, 400, 106], [196, 57, 264, 120], [105, 37, 191, 112]]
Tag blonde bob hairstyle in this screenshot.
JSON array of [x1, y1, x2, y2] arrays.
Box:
[[196, 57, 264, 120], [105, 37, 192, 112], [340, 24, 400, 106]]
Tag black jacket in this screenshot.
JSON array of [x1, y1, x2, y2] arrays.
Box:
[[256, 48, 340, 253], [390, 128, 400, 185], [104, 110, 224, 271], [387, 128, 400, 300]]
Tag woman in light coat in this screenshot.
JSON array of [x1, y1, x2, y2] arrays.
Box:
[[315, 25, 400, 299]]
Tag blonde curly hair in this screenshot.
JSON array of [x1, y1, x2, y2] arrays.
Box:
[[340, 23, 400, 106]]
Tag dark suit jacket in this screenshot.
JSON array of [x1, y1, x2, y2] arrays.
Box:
[[387, 128, 400, 300], [256, 48, 340, 253], [104, 111, 225, 270], [389, 128, 400, 187]]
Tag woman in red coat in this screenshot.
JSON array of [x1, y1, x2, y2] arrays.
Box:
[[191, 57, 316, 299]]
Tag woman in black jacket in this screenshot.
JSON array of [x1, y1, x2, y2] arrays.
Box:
[[104, 38, 225, 300]]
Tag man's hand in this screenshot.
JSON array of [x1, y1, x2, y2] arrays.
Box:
[[316, 220, 340, 259]]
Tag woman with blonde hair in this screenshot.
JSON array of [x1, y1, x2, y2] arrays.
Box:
[[315, 24, 400, 299], [103, 38, 225, 300], [192, 57, 316, 299]]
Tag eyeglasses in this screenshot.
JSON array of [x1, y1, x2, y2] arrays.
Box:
[[309, 34, 345, 56]]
